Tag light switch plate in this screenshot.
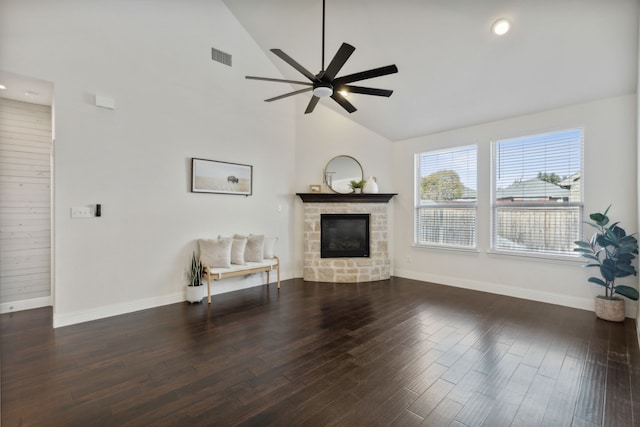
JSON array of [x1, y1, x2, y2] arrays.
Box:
[[71, 207, 92, 218]]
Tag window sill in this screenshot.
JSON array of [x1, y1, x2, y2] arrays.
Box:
[[412, 244, 480, 255], [487, 250, 584, 265], [411, 245, 585, 265]]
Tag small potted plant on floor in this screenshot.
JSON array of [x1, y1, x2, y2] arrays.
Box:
[[574, 205, 639, 321], [186, 251, 205, 303], [349, 179, 366, 194]]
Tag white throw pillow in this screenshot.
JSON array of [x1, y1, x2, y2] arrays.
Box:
[[245, 234, 264, 262], [264, 236, 278, 259], [199, 238, 232, 268], [230, 237, 247, 265]]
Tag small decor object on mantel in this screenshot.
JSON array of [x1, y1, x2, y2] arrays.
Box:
[[186, 251, 205, 303], [363, 176, 379, 194], [349, 179, 366, 194], [309, 184, 321, 193], [574, 205, 639, 322]]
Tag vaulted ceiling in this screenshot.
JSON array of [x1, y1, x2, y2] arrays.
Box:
[[224, 0, 639, 141]]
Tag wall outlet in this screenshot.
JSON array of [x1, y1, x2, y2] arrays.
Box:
[[71, 207, 92, 218]]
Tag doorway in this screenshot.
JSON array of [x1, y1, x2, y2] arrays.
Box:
[[0, 72, 54, 313]]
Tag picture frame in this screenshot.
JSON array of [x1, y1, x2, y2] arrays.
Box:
[[309, 184, 321, 193], [191, 158, 252, 196]]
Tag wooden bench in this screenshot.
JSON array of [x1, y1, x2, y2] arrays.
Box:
[[201, 256, 280, 304]]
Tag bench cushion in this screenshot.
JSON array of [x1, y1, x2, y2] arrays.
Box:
[[206, 258, 278, 276]]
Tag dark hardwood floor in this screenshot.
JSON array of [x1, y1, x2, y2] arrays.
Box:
[[2, 277, 639, 426]]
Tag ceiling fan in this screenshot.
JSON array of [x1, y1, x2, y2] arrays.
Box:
[[245, 0, 398, 114]]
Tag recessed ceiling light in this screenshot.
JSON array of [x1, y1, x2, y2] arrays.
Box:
[[491, 18, 511, 36], [0, 84, 6, 90], [338, 90, 350, 98]]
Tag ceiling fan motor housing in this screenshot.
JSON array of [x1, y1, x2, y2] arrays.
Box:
[[313, 81, 333, 97]]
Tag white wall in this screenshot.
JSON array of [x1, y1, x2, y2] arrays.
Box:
[[292, 99, 394, 276], [0, 0, 297, 326], [393, 95, 638, 317]]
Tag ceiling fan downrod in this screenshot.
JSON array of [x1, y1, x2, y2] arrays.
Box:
[[321, 0, 326, 72]]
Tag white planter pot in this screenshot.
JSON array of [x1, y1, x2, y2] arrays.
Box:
[[594, 296, 625, 322], [186, 285, 204, 303]]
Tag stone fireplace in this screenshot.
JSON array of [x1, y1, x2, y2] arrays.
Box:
[[297, 193, 396, 283]]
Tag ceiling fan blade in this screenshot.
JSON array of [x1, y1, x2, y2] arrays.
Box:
[[305, 96, 321, 114], [333, 64, 398, 85], [270, 49, 319, 82], [246, 76, 313, 86], [331, 93, 357, 113], [265, 87, 313, 102], [337, 85, 393, 97], [321, 43, 355, 81]]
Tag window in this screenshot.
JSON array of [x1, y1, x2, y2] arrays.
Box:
[[492, 128, 583, 255], [415, 145, 477, 248]]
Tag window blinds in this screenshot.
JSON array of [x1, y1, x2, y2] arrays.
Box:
[[493, 128, 583, 255], [415, 145, 477, 248]]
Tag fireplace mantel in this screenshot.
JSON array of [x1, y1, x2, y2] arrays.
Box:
[[296, 193, 397, 203]]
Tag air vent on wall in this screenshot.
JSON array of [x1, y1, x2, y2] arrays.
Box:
[[211, 47, 232, 67]]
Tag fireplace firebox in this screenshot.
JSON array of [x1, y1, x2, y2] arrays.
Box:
[[320, 214, 370, 258]]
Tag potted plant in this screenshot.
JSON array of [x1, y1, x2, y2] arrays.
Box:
[[186, 251, 205, 303], [349, 179, 366, 194], [574, 205, 639, 321]]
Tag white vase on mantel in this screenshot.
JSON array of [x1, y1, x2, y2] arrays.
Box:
[[363, 176, 379, 194]]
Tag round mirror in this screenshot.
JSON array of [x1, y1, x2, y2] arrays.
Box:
[[324, 155, 363, 194]]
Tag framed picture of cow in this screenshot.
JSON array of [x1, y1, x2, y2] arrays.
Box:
[[191, 158, 253, 196]]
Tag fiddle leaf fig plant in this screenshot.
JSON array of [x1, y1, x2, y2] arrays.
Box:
[[188, 251, 204, 287], [574, 205, 639, 300]]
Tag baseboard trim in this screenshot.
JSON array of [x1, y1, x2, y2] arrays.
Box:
[[53, 271, 296, 328], [50, 269, 637, 327], [53, 292, 185, 328], [0, 296, 52, 314], [393, 269, 638, 319]]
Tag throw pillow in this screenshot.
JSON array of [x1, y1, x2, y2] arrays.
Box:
[[263, 236, 278, 259], [245, 234, 264, 262], [230, 236, 248, 265], [199, 238, 232, 268]]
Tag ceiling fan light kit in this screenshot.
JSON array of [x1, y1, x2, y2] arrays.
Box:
[[313, 83, 333, 98], [245, 0, 397, 114]]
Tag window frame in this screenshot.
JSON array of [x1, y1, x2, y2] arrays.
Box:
[[490, 127, 584, 258], [414, 144, 478, 250]]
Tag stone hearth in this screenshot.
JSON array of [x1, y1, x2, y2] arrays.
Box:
[[298, 194, 395, 283]]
